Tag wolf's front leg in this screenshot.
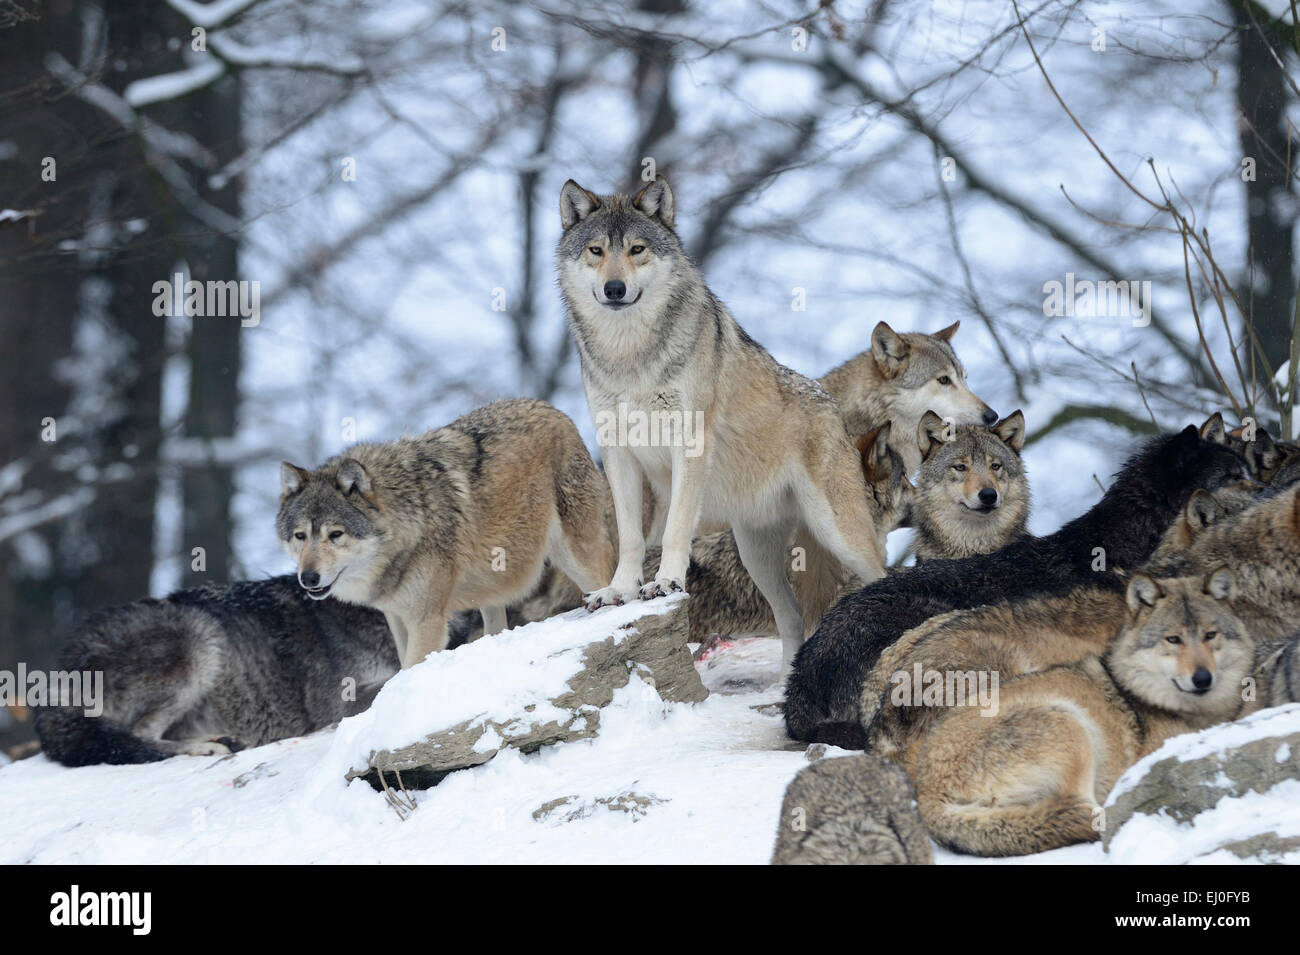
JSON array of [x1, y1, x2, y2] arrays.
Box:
[[644, 444, 706, 599], [584, 445, 645, 610], [401, 612, 450, 669]]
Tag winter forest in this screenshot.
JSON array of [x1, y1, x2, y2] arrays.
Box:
[[2, 0, 1300, 871]]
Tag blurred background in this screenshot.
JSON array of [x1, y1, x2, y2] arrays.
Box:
[[2, 0, 1298, 751]]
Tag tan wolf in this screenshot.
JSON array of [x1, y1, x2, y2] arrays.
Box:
[[277, 398, 613, 669], [910, 410, 1029, 562], [559, 175, 907, 671], [862, 480, 1267, 760], [912, 569, 1252, 856]]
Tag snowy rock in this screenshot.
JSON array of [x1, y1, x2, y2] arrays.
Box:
[[771, 754, 933, 865], [341, 595, 705, 786], [1103, 705, 1300, 863]]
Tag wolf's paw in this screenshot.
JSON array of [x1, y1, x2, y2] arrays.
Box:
[[639, 577, 683, 600], [583, 586, 631, 611], [211, 736, 248, 753], [179, 739, 235, 757]]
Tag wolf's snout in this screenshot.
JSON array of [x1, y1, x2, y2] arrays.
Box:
[[603, 280, 626, 301], [299, 570, 320, 589], [1191, 667, 1213, 690], [982, 408, 998, 425], [978, 487, 999, 507]]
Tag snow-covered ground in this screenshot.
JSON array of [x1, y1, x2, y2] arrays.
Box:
[[2, 627, 1296, 865]]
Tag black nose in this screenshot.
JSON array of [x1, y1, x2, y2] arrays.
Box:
[[1192, 668, 1213, 690], [982, 408, 998, 425], [978, 487, 998, 506], [604, 280, 626, 301], [300, 570, 320, 589]]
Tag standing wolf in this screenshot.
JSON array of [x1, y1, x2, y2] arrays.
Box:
[[278, 398, 613, 669], [558, 176, 897, 671], [911, 410, 1029, 562]]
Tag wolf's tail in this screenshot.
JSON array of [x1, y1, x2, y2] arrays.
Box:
[[921, 793, 1099, 857], [34, 706, 168, 767]]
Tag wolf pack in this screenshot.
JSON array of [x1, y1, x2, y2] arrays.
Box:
[[32, 176, 1300, 862]]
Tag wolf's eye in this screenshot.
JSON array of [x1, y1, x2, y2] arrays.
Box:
[[1204, 631, 1218, 642], [952, 463, 967, 472], [1165, 635, 1182, 645], [293, 532, 306, 541], [588, 246, 603, 256], [629, 244, 646, 255], [991, 461, 1002, 471], [937, 376, 952, 386], [329, 530, 344, 541]]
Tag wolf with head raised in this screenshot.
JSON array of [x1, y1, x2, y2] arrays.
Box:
[[911, 410, 1029, 562], [557, 175, 949, 672]]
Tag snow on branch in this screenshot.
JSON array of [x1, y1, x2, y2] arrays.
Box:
[[164, 0, 262, 30], [124, 58, 226, 109]]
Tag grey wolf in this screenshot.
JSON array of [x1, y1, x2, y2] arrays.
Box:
[[669, 424, 913, 646], [1199, 411, 1300, 484], [34, 576, 398, 765], [861, 479, 1272, 760], [819, 320, 997, 474], [913, 570, 1252, 856], [278, 398, 613, 668], [558, 176, 892, 672], [784, 425, 1250, 744], [771, 754, 932, 865], [911, 410, 1028, 563]]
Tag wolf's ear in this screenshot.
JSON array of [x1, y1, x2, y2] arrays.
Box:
[[280, 462, 309, 496], [933, 320, 960, 342], [871, 321, 909, 377], [633, 175, 675, 229], [560, 179, 600, 230], [1199, 412, 1227, 445], [1203, 566, 1235, 601], [855, 423, 893, 473], [336, 459, 372, 498], [1126, 573, 1163, 613], [1250, 428, 1279, 473], [1185, 489, 1225, 530], [916, 411, 947, 461], [992, 410, 1026, 454], [1172, 424, 1201, 467]]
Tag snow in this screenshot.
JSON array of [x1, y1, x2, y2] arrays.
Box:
[[4, 616, 1298, 864]]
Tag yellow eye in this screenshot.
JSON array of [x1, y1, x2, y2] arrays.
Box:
[[329, 530, 344, 541], [1204, 631, 1218, 642], [294, 531, 306, 541], [588, 246, 603, 256], [1165, 635, 1182, 645], [952, 463, 966, 472], [629, 244, 646, 255], [938, 376, 952, 386]]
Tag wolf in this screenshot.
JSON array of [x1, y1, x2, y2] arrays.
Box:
[[784, 425, 1249, 743], [819, 321, 997, 475], [910, 410, 1028, 563], [912, 569, 1252, 857], [1200, 411, 1300, 484], [668, 424, 912, 646], [860, 479, 1272, 759], [558, 176, 898, 672], [34, 576, 399, 765], [770, 754, 933, 865], [278, 398, 613, 669]]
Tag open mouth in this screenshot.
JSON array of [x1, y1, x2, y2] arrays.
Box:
[[301, 572, 342, 600], [593, 289, 643, 310]]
